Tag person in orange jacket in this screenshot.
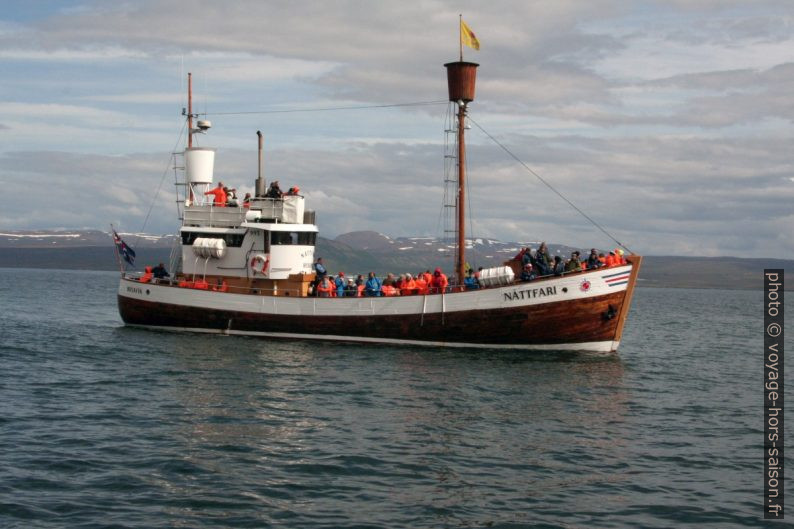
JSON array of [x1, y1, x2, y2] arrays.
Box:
[[605, 251, 616, 267], [204, 182, 227, 207], [382, 284, 399, 296], [139, 266, 153, 283], [401, 273, 417, 296], [431, 267, 448, 294], [316, 276, 334, 297], [414, 274, 428, 295]]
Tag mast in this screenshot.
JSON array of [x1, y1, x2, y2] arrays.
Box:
[[187, 72, 193, 149], [186, 73, 193, 203], [444, 61, 478, 286]]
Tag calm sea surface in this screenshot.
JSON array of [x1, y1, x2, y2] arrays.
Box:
[[0, 268, 788, 528]]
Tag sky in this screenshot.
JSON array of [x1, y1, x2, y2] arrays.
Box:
[[1, 0, 793, 258]]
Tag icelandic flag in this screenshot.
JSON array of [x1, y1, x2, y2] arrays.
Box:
[[112, 230, 136, 266]]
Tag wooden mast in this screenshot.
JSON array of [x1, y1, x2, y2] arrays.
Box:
[[444, 61, 478, 286], [456, 102, 466, 286]]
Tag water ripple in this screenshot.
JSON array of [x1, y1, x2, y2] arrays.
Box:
[[0, 270, 787, 528]]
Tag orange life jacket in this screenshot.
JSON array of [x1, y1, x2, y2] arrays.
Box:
[[414, 278, 428, 295], [357, 284, 365, 297], [140, 266, 153, 283], [382, 285, 399, 296], [204, 187, 226, 207], [605, 255, 616, 267], [401, 279, 417, 296], [316, 281, 333, 297], [431, 273, 448, 293]]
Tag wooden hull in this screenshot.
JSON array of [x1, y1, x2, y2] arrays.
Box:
[[117, 258, 641, 353]]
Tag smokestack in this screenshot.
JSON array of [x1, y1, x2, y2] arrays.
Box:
[[255, 130, 266, 197]]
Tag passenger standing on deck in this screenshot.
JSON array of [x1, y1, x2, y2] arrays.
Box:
[[521, 247, 534, 269], [266, 181, 283, 198], [314, 257, 327, 280], [586, 248, 601, 269], [225, 188, 238, 207], [335, 272, 346, 297], [565, 251, 582, 272], [535, 243, 551, 275], [316, 277, 333, 297], [204, 182, 227, 207], [401, 274, 417, 296], [520, 263, 536, 282], [553, 256, 565, 276], [345, 278, 357, 297], [242, 192, 252, 208], [311, 257, 327, 296], [464, 269, 479, 290], [365, 272, 382, 297], [152, 262, 169, 279], [431, 268, 448, 294], [414, 273, 428, 295]]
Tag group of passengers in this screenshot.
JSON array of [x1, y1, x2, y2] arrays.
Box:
[[203, 181, 300, 207], [515, 242, 627, 282], [310, 258, 465, 297]]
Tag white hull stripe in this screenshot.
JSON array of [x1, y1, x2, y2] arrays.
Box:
[[125, 324, 619, 353]]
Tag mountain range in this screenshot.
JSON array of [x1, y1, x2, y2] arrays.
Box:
[[0, 229, 790, 290]]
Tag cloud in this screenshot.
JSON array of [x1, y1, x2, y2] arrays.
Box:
[[0, 1, 792, 258]]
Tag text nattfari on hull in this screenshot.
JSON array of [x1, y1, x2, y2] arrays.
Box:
[[116, 43, 642, 353]]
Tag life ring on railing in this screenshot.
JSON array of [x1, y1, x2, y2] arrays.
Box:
[[250, 254, 270, 275]]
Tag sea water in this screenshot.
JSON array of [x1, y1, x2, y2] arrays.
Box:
[[0, 268, 788, 528]]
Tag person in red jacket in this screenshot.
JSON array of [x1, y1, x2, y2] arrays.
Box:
[[204, 182, 227, 207], [431, 267, 448, 294]]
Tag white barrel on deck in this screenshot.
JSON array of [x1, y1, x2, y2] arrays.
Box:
[[192, 237, 226, 259], [477, 266, 515, 287], [185, 147, 215, 184]]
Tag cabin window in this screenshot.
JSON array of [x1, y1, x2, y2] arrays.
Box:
[[181, 232, 245, 247], [269, 231, 316, 246], [270, 231, 297, 245], [298, 232, 316, 245]]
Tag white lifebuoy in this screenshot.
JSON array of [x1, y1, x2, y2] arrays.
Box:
[[250, 254, 269, 275]]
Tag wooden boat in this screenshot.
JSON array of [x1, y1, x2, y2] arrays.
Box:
[[117, 61, 641, 353]]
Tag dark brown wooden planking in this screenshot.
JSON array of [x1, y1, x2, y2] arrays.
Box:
[[118, 288, 628, 346]]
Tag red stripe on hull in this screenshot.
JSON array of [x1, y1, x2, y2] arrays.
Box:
[[118, 290, 628, 347]]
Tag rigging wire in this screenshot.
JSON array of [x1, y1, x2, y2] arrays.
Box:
[[203, 100, 448, 116], [132, 120, 188, 249], [467, 116, 633, 254]]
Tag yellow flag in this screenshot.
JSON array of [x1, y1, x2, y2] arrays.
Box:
[[461, 19, 480, 50]]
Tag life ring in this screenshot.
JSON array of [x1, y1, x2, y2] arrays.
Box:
[[250, 254, 269, 275]]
